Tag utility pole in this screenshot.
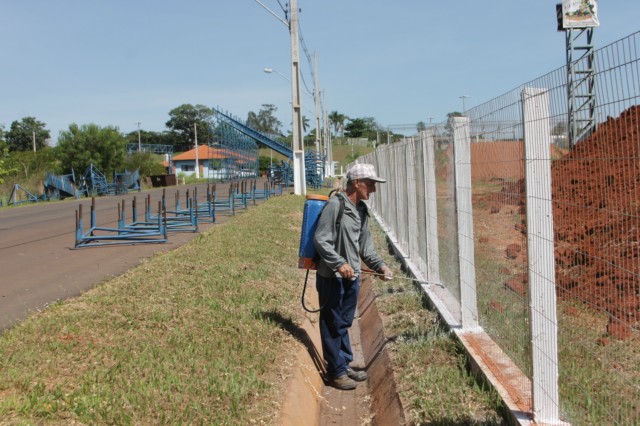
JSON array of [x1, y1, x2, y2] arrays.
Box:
[[254, 0, 306, 193], [194, 123, 200, 179], [460, 95, 469, 114], [32, 131, 36, 152], [314, 51, 321, 154], [135, 122, 142, 152], [322, 90, 333, 177], [289, 0, 306, 195]]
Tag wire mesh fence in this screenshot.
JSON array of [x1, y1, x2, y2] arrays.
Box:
[[357, 30, 640, 425]]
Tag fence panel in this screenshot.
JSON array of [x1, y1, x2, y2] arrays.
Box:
[[550, 32, 640, 425], [356, 29, 640, 426]]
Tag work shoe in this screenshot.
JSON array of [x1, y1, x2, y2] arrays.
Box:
[[331, 374, 357, 390], [346, 367, 368, 382]]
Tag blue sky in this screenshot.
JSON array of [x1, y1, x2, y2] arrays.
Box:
[[1, 1, 639, 141]]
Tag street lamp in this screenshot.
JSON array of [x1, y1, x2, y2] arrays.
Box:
[[263, 67, 288, 81], [255, 0, 306, 195], [264, 67, 314, 101]]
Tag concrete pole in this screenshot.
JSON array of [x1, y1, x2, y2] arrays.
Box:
[[289, 0, 306, 195], [194, 123, 200, 179], [32, 131, 36, 152], [314, 51, 321, 153], [136, 122, 141, 152]]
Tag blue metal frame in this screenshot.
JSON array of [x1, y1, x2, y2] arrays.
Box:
[[212, 107, 293, 158], [75, 197, 167, 248]]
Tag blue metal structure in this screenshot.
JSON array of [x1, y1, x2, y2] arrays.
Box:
[[81, 163, 112, 196], [79, 164, 140, 196], [73, 180, 284, 248], [114, 169, 141, 193], [210, 106, 328, 188], [268, 161, 293, 187], [193, 185, 217, 223], [44, 172, 82, 200], [126, 144, 174, 155], [7, 184, 43, 205], [305, 151, 325, 190], [75, 197, 167, 248], [211, 107, 292, 158], [157, 188, 199, 233]]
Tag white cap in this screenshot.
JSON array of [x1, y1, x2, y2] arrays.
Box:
[[346, 163, 386, 183]]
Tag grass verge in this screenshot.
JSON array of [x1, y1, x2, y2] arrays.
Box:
[[368, 221, 507, 425], [1, 191, 510, 425], [0, 194, 307, 425]]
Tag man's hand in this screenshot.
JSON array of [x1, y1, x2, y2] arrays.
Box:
[[379, 265, 394, 281], [337, 263, 356, 280]]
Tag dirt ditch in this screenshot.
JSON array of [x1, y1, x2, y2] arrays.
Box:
[[279, 273, 404, 426]]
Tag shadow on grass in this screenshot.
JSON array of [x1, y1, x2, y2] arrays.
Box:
[[257, 310, 327, 379]]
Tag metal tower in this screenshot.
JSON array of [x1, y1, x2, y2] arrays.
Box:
[[566, 27, 596, 146]]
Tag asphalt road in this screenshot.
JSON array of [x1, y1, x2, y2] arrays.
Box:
[[0, 181, 269, 333]]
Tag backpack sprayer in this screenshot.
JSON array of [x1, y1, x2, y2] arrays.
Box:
[[298, 194, 330, 270], [297, 193, 336, 313], [297, 193, 436, 313]]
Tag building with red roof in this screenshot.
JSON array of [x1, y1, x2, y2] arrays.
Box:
[[170, 145, 257, 179]]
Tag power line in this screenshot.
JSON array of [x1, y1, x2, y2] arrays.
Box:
[[296, 21, 316, 100]]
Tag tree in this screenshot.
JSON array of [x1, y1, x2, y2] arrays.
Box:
[[5, 117, 51, 152], [258, 155, 272, 173], [123, 152, 166, 177], [417, 121, 427, 132], [0, 125, 8, 155], [0, 146, 18, 184], [246, 104, 282, 135], [328, 111, 347, 137], [165, 104, 214, 150], [444, 111, 463, 136], [551, 121, 567, 136], [6, 149, 60, 180], [57, 123, 127, 176], [305, 128, 317, 147], [125, 129, 171, 146], [344, 116, 380, 139]]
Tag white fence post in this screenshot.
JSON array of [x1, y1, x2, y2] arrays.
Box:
[[407, 139, 419, 261], [452, 116, 480, 331], [522, 88, 564, 425], [422, 129, 441, 285]]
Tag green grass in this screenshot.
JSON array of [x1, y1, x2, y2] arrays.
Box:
[[556, 303, 640, 425], [369, 223, 507, 425], [0, 194, 308, 424], [0, 189, 545, 426], [469, 178, 640, 425]]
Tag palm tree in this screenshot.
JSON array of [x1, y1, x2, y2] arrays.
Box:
[[328, 111, 347, 137], [302, 115, 310, 133]]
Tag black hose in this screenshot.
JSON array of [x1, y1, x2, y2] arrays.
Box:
[[301, 269, 331, 313]]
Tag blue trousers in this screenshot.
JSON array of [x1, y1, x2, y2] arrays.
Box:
[[316, 273, 360, 378]]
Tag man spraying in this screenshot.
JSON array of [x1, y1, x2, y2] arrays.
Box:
[[313, 163, 393, 390]]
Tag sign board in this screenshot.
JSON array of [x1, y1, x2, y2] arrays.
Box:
[[561, 0, 599, 29]]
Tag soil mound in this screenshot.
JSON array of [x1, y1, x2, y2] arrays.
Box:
[[552, 105, 640, 337], [471, 106, 639, 338]]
